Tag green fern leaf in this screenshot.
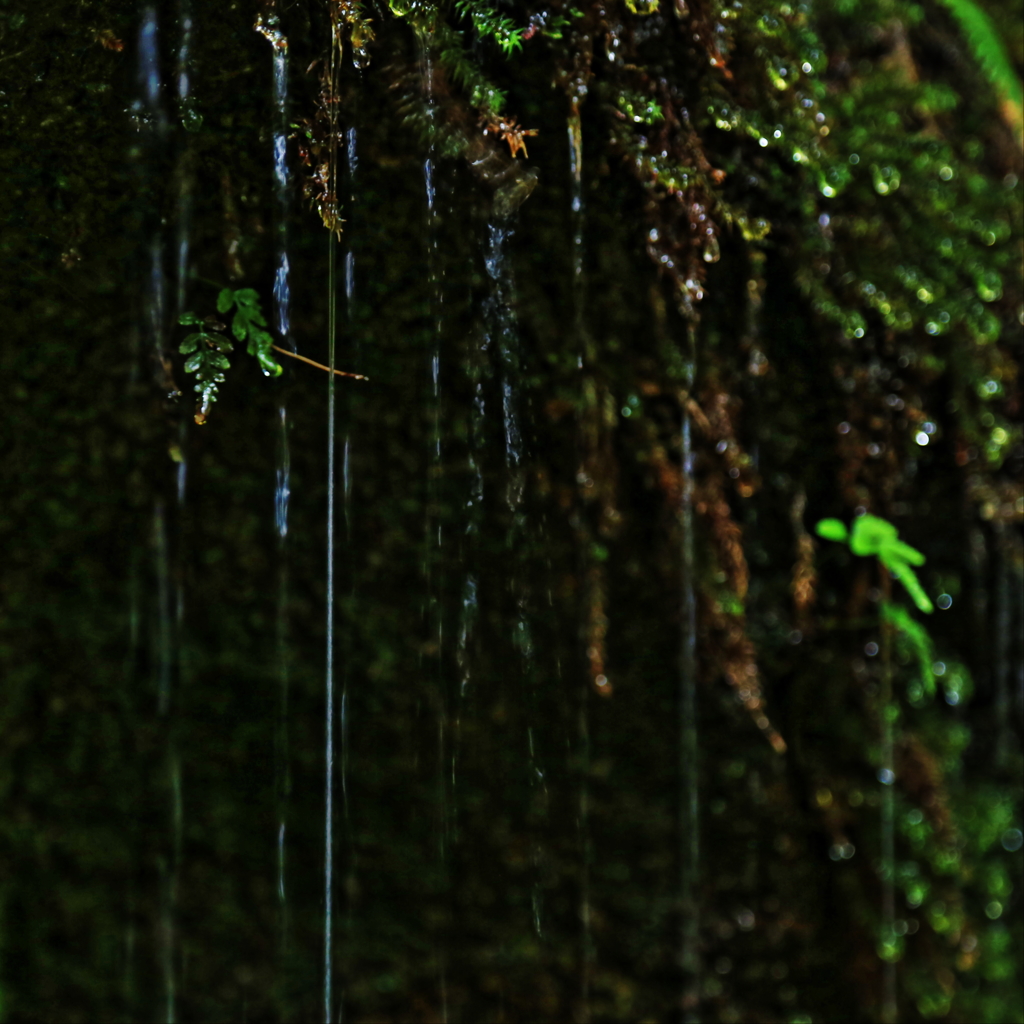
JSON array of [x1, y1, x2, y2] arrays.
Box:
[[936, 0, 1024, 110]]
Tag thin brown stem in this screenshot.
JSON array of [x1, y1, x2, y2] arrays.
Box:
[[272, 345, 368, 381]]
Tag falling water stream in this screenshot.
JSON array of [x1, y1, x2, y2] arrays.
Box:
[[256, 10, 295, 978], [339, 123, 358, 1022], [420, 44, 451, 1022], [567, 106, 593, 1021], [482, 216, 548, 941], [175, 2, 194, 320], [679, 373, 700, 1023], [135, 10, 185, 1021], [324, 224, 338, 1024]]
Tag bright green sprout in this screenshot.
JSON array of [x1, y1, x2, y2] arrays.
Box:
[[816, 514, 934, 613]]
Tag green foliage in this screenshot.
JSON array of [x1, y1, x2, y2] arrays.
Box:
[[815, 517, 849, 543], [816, 514, 934, 612], [432, 14, 508, 112], [217, 288, 282, 378], [935, 0, 1024, 111], [178, 289, 281, 424], [177, 314, 233, 423], [453, 0, 524, 56], [881, 601, 936, 697], [385, 0, 521, 113], [616, 89, 664, 125]]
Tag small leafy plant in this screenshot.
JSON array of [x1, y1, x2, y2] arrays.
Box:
[[815, 513, 934, 614], [178, 289, 282, 425], [453, 0, 525, 55]]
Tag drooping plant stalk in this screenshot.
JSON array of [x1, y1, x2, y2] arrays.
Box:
[[816, 515, 936, 1021], [879, 567, 898, 1024]]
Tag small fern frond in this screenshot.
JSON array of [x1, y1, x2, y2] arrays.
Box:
[[936, 0, 1023, 114]]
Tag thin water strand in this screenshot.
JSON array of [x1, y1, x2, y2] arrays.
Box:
[[154, 500, 178, 1024], [275, 407, 291, 541], [154, 503, 172, 716], [680, 404, 700, 1023], [324, 231, 338, 1024], [256, 16, 296, 985], [483, 221, 524, 507], [420, 45, 449, 1024], [175, 3, 194, 315], [275, 405, 292, 950], [567, 110, 594, 1022], [271, 31, 292, 344], [136, 7, 166, 132], [173, 5, 192, 500]]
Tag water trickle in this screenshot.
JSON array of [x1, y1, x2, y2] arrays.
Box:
[[136, 8, 166, 132], [171, 112, 189, 505], [483, 221, 525, 508], [259, 17, 293, 346], [567, 111, 593, 1020], [526, 713, 549, 941], [325, 229, 338, 1024], [147, 240, 166, 361], [176, 14, 191, 109], [273, 45, 292, 343], [274, 404, 292, 959], [454, 371, 485, 840], [153, 502, 173, 717], [334, 117, 360, 1024], [322, 38, 342, 1017], [345, 128, 358, 313], [679, 395, 701, 1021], [175, 4, 194, 315], [483, 210, 548, 943], [275, 408, 291, 540], [256, 18, 297, 990], [277, 822, 287, 902], [419, 43, 450, 1022], [153, 500, 181, 1023], [273, 53, 288, 186], [175, 423, 188, 507]]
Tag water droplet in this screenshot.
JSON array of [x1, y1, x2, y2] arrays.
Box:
[[1001, 829, 1023, 852]]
